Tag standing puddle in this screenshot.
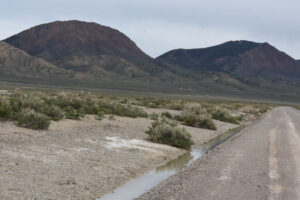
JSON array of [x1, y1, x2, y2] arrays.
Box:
[[98, 126, 242, 200]]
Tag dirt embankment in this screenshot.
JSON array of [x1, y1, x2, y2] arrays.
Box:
[[0, 108, 237, 200]]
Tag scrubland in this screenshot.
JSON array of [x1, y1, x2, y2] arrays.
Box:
[[0, 88, 272, 199]]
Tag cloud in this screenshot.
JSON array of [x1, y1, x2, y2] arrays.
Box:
[[1, 0, 300, 58], [119, 20, 251, 57]]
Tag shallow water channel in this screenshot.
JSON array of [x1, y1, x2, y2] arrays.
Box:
[[98, 127, 242, 200]]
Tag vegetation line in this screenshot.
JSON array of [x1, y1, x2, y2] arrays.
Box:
[[202, 125, 245, 151], [0, 89, 271, 132]]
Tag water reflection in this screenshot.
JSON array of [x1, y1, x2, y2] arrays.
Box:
[[156, 152, 193, 173], [98, 127, 242, 200]]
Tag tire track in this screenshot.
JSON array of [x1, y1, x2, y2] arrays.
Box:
[[268, 128, 281, 200]]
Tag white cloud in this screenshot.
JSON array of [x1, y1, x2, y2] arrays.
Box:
[[1, 0, 300, 58], [118, 21, 250, 57]]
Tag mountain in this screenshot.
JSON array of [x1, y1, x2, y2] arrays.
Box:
[[157, 40, 300, 74], [158, 41, 260, 71], [1, 21, 300, 101], [157, 41, 300, 87], [4, 20, 173, 81], [5, 20, 148, 61], [0, 41, 74, 81]]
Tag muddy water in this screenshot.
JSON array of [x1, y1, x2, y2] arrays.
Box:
[[98, 127, 242, 200]]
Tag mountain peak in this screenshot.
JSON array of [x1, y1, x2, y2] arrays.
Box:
[[157, 40, 300, 75], [40, 20, 115, 32], [4, 20, 148, 62], [223, 40, 260, 45], [3, 20, 171, 80], [156, 40, 261, 70]]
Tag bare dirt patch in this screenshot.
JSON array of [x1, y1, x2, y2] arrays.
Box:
[[0, 109, 237, 200]]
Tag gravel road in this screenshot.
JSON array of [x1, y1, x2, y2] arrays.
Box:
[[137, 107, 300, 200]]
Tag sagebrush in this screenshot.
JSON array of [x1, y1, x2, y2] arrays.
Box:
[[146, 118, 194, 149], [175, 106, 216, 130]]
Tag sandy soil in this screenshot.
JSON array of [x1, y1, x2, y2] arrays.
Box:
[[0, 109, 237, 200]]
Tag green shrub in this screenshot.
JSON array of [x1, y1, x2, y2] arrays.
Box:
[[99, 103, 148, 118], [149, 113, 159, 120], [0, 97, 13, 120], [109, 115, 116, 120], [258, 106, 269, 114], [146, 118, 194, 150], [161, 112, 173, 119], [176, 107, 216, 130], [82, 100, 99, 114], [179, 113, 216, 130], [136, 97, 171, 108], [166, 102, 185, 110], [10, 95, 43, 113], [119, 98, 128, 104], [293, 105, 300, 110], [41, 104, 64, 121], [16, 109, 50, 130], [96, 111, 105, 121], [57, 94, 83, 109], [252, 105, 271, 116], [211, 109, 239, 124], [63, 106, 84, 120], [9, 97, 24, 113], [237, 114, 244, 121]]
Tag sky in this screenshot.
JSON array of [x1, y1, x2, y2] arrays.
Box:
[[1, 0, 299, 59]]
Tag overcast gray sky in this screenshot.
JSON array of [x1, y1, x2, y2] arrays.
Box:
[[1, 0, 299, 59]]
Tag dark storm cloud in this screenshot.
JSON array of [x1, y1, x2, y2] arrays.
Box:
[[1, 0, 299, 58]]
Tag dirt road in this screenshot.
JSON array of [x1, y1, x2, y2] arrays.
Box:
[[138, 107, 300, 200]]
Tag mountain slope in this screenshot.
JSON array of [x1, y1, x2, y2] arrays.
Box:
[[157, 41, 260, 71], [0, 41, 74, 79], [157, 41, 299, 73], [157, 41, 300, 87], [4, 20, 172, 81]]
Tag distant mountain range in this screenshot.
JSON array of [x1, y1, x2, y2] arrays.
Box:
[[1, 20, 300, 101]]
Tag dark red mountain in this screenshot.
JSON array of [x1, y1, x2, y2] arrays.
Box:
[[4, 20, 170, 80], [157, 41, 300, 73], [5, 20, 149, 61], [157, 41, 300, 86]]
